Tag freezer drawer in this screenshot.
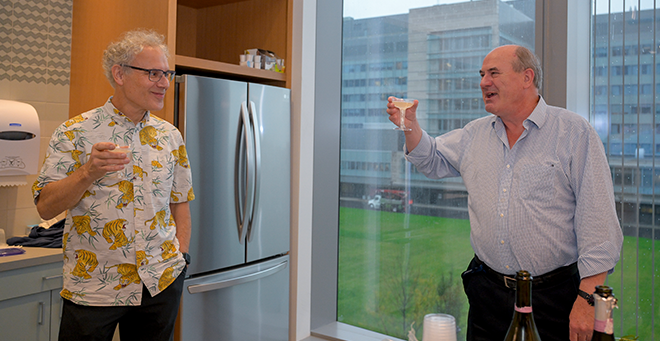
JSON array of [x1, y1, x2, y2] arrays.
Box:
[[180, 256, 289, 341]]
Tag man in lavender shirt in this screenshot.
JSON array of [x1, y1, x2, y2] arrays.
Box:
[[387, 45, 622, 341]]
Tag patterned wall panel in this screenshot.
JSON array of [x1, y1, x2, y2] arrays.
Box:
[[0, 0, 72, 85]]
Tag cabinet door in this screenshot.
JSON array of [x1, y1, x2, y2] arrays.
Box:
[[50, 290, 62, 339], [0, 291, 51, 341]]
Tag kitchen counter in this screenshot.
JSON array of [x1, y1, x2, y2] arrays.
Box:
[[0, 247, 62, 272], [0, 247, 63, 340]]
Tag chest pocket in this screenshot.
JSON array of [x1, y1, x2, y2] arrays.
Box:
[[518, 163, 558, 202]]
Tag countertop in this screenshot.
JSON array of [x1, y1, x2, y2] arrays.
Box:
[[0, 247, 62, 272]]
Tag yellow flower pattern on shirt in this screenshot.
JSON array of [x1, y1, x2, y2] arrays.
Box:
[[33, 98, 195, 306]]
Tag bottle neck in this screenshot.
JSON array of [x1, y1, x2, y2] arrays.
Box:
[[515, 279, 533, 312], [593, 293, 617, 335]]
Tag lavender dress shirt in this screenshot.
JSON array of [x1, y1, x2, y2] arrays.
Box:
[[406, 97, 623, 278]]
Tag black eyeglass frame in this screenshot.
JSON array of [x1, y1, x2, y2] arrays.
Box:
[[120, 64, 176, 82]]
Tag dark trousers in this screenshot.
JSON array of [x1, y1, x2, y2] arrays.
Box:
[[461, 257, 580, 341], [58, 266, 186, 341]]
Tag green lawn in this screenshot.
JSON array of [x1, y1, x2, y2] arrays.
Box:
[[609, 236, 660, 340], [338, 207, 473, 339], [337, 207, 660, 340]]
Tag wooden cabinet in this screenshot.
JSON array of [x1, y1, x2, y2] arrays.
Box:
[[70, 0, 292, 123], [0, 262, 63, 341]]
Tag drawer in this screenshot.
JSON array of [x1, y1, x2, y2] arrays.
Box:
[[0, 262, 63, 301]]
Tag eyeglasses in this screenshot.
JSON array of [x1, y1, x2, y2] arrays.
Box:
[[121, 64, 176, 82]]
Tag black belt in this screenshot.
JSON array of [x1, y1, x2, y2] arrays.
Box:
[[473, 256, 578, 290]]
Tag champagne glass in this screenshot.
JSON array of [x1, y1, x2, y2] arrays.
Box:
[[392, 98, 414, 131], [107, 144, 131, 181]]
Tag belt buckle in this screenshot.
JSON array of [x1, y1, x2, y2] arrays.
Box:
[[503, 276, 516, 289]]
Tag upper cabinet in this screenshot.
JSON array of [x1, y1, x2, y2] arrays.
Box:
[[176, 0, 290, 86], [69, 0, 292, 123]]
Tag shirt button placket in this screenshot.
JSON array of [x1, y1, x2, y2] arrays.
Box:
[[497, 160, 513, 258]]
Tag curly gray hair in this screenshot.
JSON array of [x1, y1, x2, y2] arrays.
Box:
[[102, 29, 170, 88]]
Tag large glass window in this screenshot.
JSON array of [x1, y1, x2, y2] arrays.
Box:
[[339, 1, 535, 339], [591, 0, 660, 339], [334, 1, 660, 340]]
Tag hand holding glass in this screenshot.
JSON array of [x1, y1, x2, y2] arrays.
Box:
[[392, 99, 414, 131]]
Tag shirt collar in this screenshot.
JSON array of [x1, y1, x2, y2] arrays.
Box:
[[491, 96, 548, 131], [524, 96, 547, 130], [105, 97, 150, 126]]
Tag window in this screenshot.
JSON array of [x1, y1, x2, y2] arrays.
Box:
[[591, 1, 660, 339], [305, 2, 658, 341], [641, 84, 652, 95], [338, 1, 535, 340], [624, 84, 638, 95], [642, 64, 652, 74]]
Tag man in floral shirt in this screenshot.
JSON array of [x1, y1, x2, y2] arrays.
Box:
[[33, 29, 194, 341]]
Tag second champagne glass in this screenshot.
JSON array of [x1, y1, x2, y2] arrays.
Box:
[[108, 144, 131, 182]]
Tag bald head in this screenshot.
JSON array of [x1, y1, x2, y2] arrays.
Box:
[[487, 45, 543, 91]]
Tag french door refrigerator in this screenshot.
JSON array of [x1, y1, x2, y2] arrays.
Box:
[[175, 74, 290, 341]]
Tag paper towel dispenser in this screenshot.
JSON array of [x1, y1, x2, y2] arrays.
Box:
[[0, 99, 40, 177]]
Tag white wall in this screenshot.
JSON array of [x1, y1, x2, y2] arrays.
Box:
[[0, 0, 73, 239], [290, 0, 317, 339]]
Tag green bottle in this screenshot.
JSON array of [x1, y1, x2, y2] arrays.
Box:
[[503, 270, 542, 341]]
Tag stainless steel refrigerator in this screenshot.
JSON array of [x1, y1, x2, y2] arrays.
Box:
[[175, 74, 290, 341]]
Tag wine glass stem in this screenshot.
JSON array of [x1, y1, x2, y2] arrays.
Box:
[[400, 109, 405, 129]]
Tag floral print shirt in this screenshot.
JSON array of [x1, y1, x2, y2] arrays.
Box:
[[33, 98, 194, 306]]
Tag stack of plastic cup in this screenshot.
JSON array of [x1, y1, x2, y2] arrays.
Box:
[[422, 313, 456, 341]]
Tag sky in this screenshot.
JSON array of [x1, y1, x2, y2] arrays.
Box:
[[343, 0, 657, 20], [343, 0, 466, 19]]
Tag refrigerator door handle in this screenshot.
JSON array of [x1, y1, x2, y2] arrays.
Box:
[[246, 101, 261, 241], [186, 260, 288, 294], [174, 75, 186, 135], [234, 101, 255, 243]]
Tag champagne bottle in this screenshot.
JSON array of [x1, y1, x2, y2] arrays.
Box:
[[503, 270, 542, 341], [592, 285, 617, 341]]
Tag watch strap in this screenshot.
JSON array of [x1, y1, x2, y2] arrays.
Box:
[[182, 252, 191, 265], [578, 289, 594, 306]]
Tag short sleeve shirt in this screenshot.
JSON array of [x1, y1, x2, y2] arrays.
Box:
[[33, 98, 195, 306]]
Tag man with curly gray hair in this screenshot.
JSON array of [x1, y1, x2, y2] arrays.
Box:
[[33, 29, 194, 341]]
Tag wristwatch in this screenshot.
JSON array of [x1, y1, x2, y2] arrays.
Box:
[[578, 289, 594, 306], [182, 252, 191, 265]]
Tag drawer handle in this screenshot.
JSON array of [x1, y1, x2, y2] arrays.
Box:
[[187, 260, 287, 294], [38, 302, 44, 325], [43, 275, 63, 281]]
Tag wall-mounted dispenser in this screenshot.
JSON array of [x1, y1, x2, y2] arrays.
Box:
[[0, 99, 40, 186]]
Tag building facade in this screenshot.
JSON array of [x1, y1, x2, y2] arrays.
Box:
[[340, 0, 534, 218]]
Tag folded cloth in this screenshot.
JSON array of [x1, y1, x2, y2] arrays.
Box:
[[7, 219, 64, 248]]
